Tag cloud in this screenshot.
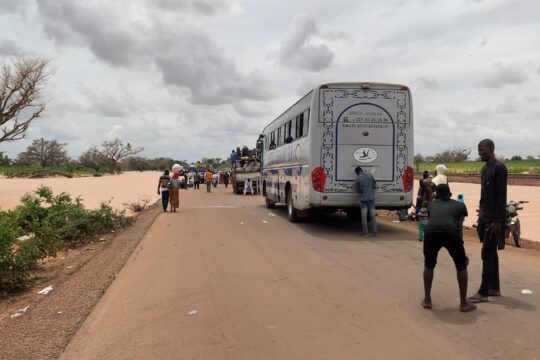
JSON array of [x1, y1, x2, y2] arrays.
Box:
[[537, 66, 540, 75], [0, 39, 25, 56], [482, 63, 529, 88], [0, 0, 28, 14], [480, 37, 488, 47], [416, 76, 439, 90], [35, 0, 274, 109], [273, 16, 334, 72], [153, 0, 235, 15]]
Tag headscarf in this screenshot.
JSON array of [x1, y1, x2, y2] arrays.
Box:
[[432, 164, 448, 186]]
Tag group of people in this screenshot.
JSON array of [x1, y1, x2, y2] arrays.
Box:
[[157, 167, 232, 211], [354, 139, 508, 312], [420, 139, 508, 312]]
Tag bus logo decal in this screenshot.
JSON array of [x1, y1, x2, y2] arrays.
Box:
[[353, 147, 377, 163]]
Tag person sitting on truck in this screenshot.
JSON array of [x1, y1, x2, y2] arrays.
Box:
[[285, 135, 293, 144], [269, 140, 276, 150]]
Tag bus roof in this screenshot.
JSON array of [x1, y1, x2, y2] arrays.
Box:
[[262, 82, 410, 133]]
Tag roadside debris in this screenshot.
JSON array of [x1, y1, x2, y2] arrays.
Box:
[[521, 289, 533, 294], [268, 213, 276, 217], [10, 306, 29, 318], [262, 220, 268, 224], [240, 221, 244, 225], [393, 220, 400, 223], [37, 285, 53, 295], [188, 310, 198, 316]]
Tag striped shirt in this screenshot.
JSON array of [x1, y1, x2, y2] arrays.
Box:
[[354, 172, 376, 201]]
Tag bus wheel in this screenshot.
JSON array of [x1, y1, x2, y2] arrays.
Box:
[[286, 189, 299, 222], [265, 196, 275, 209], [346, 208, 361, 222]]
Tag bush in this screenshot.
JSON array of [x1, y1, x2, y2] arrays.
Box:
[[0, 186, 133, 291]]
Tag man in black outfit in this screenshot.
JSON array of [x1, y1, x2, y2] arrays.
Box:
[[469, 139, 508, 303], [422, 184, 476, 312]]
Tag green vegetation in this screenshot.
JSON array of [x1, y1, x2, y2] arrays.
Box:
[[417, 160, 540, 174], [0, 186, 133, 292], [0, 164, 107, 178]]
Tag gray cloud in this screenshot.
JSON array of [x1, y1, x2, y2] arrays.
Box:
[[0, 39, 25, 56], [35, 0, 273, 108], [153, 0, 234, 15], [274, 16, 334, 72], [482, 63, 529, 88], [416, 76, 439, 90], [0, 0, 28, 14], [537, 66, 540, 75]]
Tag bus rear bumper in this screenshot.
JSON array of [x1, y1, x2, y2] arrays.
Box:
[[313, 191, 414, 210]]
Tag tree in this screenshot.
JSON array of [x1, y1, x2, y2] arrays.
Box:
[[526, 155, 535, 160], [0, 151, 11, 166], [99, 138, 143, 174], [0, 57, 51, 143], [432, 147, 471, 163], [79, 146, 105, 170], [413, 153, 424, 172], [16, 138, 69, 166], [511, 155, 522, 161]]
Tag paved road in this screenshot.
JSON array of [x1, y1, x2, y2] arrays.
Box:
[[60, 186, 540, 359]]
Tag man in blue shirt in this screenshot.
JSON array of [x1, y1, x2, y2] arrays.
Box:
[[354, 166, 378, 237]]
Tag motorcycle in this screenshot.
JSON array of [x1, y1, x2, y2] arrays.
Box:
[[474, 200, 528, 247], [506, 200, 528, 247]]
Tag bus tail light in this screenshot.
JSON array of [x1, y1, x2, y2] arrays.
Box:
[[311, 166, 327, 193], [402, 166, 414, 193]]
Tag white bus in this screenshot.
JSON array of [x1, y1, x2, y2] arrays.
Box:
[[261, 82, 414, 222]]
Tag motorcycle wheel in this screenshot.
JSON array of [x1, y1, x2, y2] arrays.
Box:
[[511, 223, 521, 247]]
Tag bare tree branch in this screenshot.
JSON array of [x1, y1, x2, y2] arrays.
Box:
[[99, 138, 144, 174], [0, 57, 51, 143]]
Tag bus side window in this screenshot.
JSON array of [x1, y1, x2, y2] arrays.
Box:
[[291, 119, 296, 140], [298, 113, 304, 138], [303, 109, 309, 135], [277, 127, 282, 146]]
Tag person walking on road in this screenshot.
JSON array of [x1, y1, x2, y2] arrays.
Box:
[[432, 164, 449, 187], [469, 139, 508, 303], [193, 172, 200, 190], [354, 166, 378, 237], [416, 171, 430, 216], [422, 184, 476, 312], [204, 170, 213, 193], [223, 171, 230, 188], [157, 170, 171, 212], [169, 172, 180, 212]]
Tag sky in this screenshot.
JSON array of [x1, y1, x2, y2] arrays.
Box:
[[1, 0, 539, 162]]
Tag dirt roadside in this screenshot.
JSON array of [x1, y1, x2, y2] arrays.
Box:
[[0, 204, 161, 360]]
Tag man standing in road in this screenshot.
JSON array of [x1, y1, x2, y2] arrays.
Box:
[[354, 166, 378, 237], [469, 139, 508, 303], [204, 169, 213, 193]]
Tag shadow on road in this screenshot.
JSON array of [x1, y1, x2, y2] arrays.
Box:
[[431, 307, 485, 325], [264, 205, 412, 243]]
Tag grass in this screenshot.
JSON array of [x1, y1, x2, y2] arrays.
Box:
[[417, 160, 540, 174]]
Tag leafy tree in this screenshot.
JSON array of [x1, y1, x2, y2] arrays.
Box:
[[0, 57, 51, 143], [99, 138, 143, 174], [79, 146, 105, 170], [0, 151, 11, 166], [526, 155, 535, 160], [432, 147, 471, 163], [413, 153, 424, 172], [16, 138, 69, 166], [511, 155, 522, 161]]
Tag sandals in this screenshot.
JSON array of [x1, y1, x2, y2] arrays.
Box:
[[460, 302, 477, 312], [421, 300, 432, 309], [467, 293, 489, 303]]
